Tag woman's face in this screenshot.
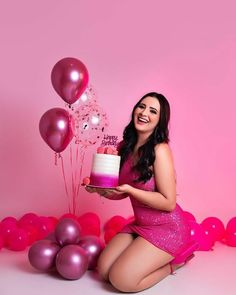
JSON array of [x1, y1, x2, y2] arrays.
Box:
[[133, 96, 160, 135]]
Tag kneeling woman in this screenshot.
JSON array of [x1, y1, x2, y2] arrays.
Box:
[[85, 92, 197, 293]]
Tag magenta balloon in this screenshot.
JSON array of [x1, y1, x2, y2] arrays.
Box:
[[56, 245, 88, 280], [0, 235, 3, 250], [183, 211, 196, 223], [39, 108, 74, 153], [1, 216, 18, 223], [28, 240, 60, 271], [55, 218, 81, 247], [78, 236, 105, 270], [225, 217, 236, 246], [189, 221, 202, 244], [197, 226, 215, 251], [18, 213, 38, 228], [226, 217, 236, 233], [201, 217, 225, 241], [51, 57, 89, 105]]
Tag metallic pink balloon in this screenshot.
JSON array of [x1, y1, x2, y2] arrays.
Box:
[[78, 235, 105, 270], [28, 240, 60, 271], [39, 108, 74, 153], [56, 245, 88, 280], [51, 57, 89, 105], [55, 218, 81, 247]]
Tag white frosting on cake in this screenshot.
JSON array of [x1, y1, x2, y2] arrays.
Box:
[[91, 154, 120, 175], [90, 153, 121, 187]]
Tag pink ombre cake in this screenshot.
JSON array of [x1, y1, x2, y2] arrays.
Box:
[[90, 151, 121, 188]]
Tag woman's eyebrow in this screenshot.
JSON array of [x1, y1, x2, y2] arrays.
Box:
[[150, 106, 158, 111]]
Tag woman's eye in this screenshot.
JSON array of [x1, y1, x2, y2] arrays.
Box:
[[138, 104, 145, 109], [150, 110, 157, 114]]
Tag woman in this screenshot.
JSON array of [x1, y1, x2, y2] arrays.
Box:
[[84, 92, 197, 292]]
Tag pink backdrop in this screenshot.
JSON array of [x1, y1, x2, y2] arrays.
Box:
[[0, 0, 235, 225]]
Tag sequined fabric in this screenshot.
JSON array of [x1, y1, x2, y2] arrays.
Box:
[[119, 156, 191, 257]]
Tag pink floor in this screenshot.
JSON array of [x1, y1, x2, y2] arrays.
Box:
[[0, 242, 235, 295]]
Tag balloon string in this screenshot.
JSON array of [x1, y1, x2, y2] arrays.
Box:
[[55, 152, 58, 166], [70, 144, 76, 215], [76, 146, 85, 203], [59, 153, 71, 213], [72, 143, 81, 216]]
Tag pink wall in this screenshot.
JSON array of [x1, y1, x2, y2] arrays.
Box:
[[0, 0, 235, 224]]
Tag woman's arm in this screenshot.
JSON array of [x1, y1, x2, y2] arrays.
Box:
[[115, 143, 176, 211]]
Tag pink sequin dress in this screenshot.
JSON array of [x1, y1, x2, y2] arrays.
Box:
[[119, 156, 191, 257]]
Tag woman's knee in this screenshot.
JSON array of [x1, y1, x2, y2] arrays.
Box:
[[108, 264, 138, 293]]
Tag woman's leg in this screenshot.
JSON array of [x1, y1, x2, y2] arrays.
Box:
[[97, 233, 135, 281], [108, 236, 174, 293]]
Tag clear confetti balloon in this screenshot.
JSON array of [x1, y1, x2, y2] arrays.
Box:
[[73, 102, 109, 147], [72, 84, 97, 109]]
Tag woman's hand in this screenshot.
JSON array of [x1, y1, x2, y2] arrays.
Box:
[[114, 184, 132, 194]]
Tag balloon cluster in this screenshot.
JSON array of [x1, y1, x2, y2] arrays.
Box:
[[39, 57, 109, 153], [38, 57, 109, 216], [28, 217, 104, 280], [184, 213, 236, 249], [102, 213, 236, 249], [0, 212, 101, 252]]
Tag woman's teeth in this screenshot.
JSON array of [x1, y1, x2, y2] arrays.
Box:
[[138, 117, 148, 123]]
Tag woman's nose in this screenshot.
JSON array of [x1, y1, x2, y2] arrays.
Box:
[[140, 108, 148, 116]]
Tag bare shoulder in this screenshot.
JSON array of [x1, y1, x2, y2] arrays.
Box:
[[154, 143, 173, 159], [153, 143, 175, 177]]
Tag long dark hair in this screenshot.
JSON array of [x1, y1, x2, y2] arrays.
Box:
[[119, 92, 170, 183]]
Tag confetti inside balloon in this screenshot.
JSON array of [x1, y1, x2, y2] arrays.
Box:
[[71, 84, 97, 109], [73, 103, 109, 147]]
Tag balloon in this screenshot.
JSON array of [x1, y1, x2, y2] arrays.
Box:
[[0, 228, 4, 250], [55, 218, 81, 246], [78, 236, 105, 270], [48, 216, 58, 228], [0, 235, 3, 250], [197, 225, 215, 251], [78, 213, 101, 237], [104, 228, 117, 244], [51, 57, 89, 105], [104, 215, 127, 232], [183, 211, 196, 223], [78, 212, 100, 224], [1, 216, 18, 223], [0, 219, 18, 246], [226, 217, 236, 232], [188, 221, 214, 251], [34, 216, 55, 240], [201, 217, 225, 242], [39, 108, 74, 153], [225, 217, 236, 247], [28, 240, 61, 271], [18, 213, 38, 228], [73, 103, 108, 147], [225, 231, 236, 247], [56, 245, 88, 280], [23, 225, 39, 245], [8, 228, 29, 251], [71, 84, 97, 109]]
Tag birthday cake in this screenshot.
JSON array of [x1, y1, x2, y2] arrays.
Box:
[[90, 148, 121, 188]]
